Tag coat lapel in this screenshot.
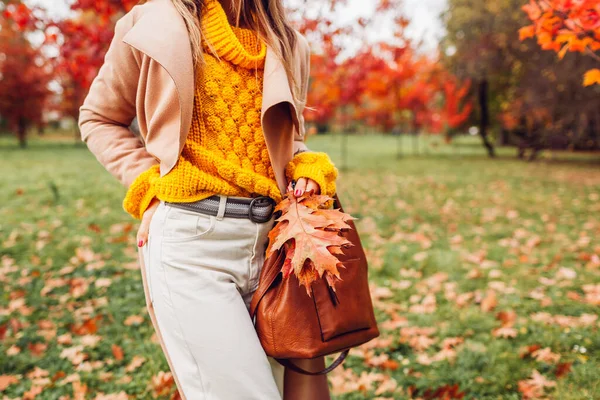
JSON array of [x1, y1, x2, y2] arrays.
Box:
[[121, 0, 195, 153], [262, 45, 298, 125], [261, 45, 299, 193]]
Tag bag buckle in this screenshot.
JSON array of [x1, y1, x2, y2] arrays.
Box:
[[248, 196, 275, 223]]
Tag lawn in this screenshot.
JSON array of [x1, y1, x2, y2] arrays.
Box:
[[1, 133, 599, 399]]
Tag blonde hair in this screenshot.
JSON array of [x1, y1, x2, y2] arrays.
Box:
[[169, 0, 299, 100]]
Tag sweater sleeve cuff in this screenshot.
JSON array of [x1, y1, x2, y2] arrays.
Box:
[[122, 165, 161, 220], [285, 152, 338, 199]]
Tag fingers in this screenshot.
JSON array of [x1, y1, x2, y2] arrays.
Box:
[[137, 199, 160, 247], [306, 179, 320, 195], [293, 178, 321, 197], [294, 177, 307, 197], [136, 219, 150, 248], [287, 180, 294, 193]]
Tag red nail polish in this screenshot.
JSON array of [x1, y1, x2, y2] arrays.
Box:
[[138, 240, 144, 247], [295, 189, 301, 197]]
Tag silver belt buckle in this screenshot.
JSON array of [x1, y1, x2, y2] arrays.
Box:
[[247, 196, 275, 223]]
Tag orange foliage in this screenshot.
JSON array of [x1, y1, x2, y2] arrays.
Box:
[[2, 0, 136, 123], [267, 192, 355, 294], [3, 0, 472, 134], [520, 0, 600, 85], [358, 47, 472, 134], [297, 0, 472, 133]]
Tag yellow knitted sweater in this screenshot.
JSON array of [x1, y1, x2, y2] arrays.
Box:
[[123, 0, 337, 220]]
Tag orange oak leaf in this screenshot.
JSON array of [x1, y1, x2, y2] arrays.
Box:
[[583, 69, 600, 86], [281, 241, 295, 279], [314, 208, 356, 230], [554, 362, 572, 378], [518, 370, 556, 399], [71, 315, 102, 335], [0, 375, 19, 391], [267, 192, 355, 294], [519, 25, 535, 41], [151, 371, 176, 397], [112, 344, 124, 361]]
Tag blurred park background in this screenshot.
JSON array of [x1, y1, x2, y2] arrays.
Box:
[[1, 0, 599, 399]]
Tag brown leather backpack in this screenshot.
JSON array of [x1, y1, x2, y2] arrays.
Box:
[[249, 194, 379, 375]]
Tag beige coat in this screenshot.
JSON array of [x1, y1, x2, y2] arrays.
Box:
[[78, 0, 311, 195]]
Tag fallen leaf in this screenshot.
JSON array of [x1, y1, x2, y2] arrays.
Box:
[[124, 315, 144, 326], [480, 290, 497, 312], [0, 375, 19, 391], [555, 362, 572, 378], [125, 356, 146, 373], [112, 344, 124, 361], [518, 370, 556, 399]]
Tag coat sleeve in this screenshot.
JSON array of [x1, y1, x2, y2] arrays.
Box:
[[286, 33, 338, 198], [292, 33, 312, 156], [78, 12, 158, 188]]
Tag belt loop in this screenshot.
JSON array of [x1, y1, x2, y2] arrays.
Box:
[[216, 195, 227, 221]]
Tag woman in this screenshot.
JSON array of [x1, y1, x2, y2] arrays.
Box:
[[79, 0, 338, 399]]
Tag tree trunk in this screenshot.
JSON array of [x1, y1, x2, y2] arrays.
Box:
[[17, 118, 27, 148], [528, 147, 541, 162], [517, 143, 526, 160], [478, 79, 495, 157], [500, 127, 510, 146]]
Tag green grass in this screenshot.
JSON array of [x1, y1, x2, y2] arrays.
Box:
[[1, 134, 599, 399]]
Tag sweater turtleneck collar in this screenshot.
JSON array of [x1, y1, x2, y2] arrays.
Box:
[[201, 0, 267, 69]]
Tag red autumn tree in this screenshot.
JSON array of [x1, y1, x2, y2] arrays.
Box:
[[0, 4, 53, 147], [5, 0, 472, 144], [520, 0, 600, 85], [53, 1, 138, 90], [438, 74, 473, 131], [292, 0, 472, 136], [288, 0, 356, 129], [3, 0, 136, 125], [359, 41, 472, 135], [50, 1, 138, 124]]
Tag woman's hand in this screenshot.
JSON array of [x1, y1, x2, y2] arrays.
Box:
[[137, 198, 160, 247], [287, 177, 320, 197]]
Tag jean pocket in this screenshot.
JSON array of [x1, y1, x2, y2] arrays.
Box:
[[161, 205, 216, 243]]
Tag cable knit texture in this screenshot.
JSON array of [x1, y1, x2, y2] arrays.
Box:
[[286, 152, 337, 199], [123, 0, 337, 219]]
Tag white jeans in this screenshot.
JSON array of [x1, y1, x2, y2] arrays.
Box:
[[139, 198, 284, 400]]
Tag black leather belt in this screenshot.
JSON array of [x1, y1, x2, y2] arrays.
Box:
[[164, 195, 276, 223]]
